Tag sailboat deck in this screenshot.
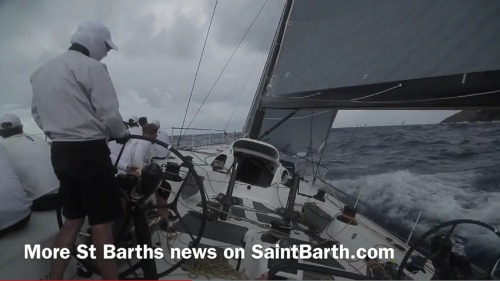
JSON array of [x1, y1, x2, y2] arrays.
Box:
[[0, 146, 434, 280]]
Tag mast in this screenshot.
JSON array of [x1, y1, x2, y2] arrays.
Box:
[[245, 0, 293, 139]]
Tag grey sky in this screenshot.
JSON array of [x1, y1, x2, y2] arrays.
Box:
[[0, 0, 456, 135]]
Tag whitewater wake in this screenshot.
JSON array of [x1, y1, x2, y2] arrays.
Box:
[[329, 170, 500, 234]]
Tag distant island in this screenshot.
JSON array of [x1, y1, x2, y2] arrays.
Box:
[[441, 110, 500, 123]]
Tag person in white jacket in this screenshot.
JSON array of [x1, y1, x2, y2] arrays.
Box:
[[116, 123, 173, 229], [0, 114, 60, 211], [151, 119, 171, 159], [0, 143, 32, 237], [116, 123, 158, 174], [30, 20, 128, 280], [127, 115, 142, 135]]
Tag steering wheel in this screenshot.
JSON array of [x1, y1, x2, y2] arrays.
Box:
[[397, 219, 500, 280], [57, 135, 208, 279], [117, 135, 209, 279]]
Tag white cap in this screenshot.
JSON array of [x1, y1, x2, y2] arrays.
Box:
[[70, 20, 118, 61], [127, 115, 138, 124], [0, 113, 22, 130], [152, 120, 160, 128]]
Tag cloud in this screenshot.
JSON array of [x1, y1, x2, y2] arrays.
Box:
[[0, 0, 455, 137]]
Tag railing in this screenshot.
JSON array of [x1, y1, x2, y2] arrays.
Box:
[[37, 127, 238, 150], [171, 127, 238, 149], [280, 152, 330, 182]]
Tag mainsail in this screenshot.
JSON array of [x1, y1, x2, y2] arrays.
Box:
[[244, 0, 500, 155]]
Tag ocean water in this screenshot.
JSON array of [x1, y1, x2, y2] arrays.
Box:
[[321, 122, 500, 267], [322, 123, 499, 225]]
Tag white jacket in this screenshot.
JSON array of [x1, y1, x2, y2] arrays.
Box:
[[1, 134, 59, 199], [129, 126, 142, 136], [151, 130, 171, 158], [0, 144, 31, 230], [30, 50, 127, 141], [115, 139, 153, 173]]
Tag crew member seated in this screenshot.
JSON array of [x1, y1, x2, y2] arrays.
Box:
[[0, 144, 32, 237], [0, 114, 60, 211]]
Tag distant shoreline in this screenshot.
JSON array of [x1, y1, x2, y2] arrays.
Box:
[[441, 110, 500, 124]]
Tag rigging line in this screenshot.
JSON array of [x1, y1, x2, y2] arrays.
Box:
[[178, 0, 218, 146], [223, 52, 257, 132], [258, 109, 299, 140], [263, 109, 331, 120], [267, 88, 500, 105], [287, 92, 322, 99], [351, 88, 500, 103], [181, 0, 269, 139], [279, 146, 329, 170], [263, 83, 402, 102], [224, 0, 279, 132], [350, 83, 402, 101], [313, 110, 336, 180], [309, 109, 316, 179]]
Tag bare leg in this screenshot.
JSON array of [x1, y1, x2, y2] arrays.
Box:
[[49, 218, 85, 279], [91, 222, 119, 280], [156, 194, 170, 219], [156, 181, 172, 219]]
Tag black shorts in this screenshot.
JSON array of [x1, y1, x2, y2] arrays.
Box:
[[51, 139, 123, 226]]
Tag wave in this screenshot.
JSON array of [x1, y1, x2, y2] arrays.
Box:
[[328, 170, 500, 235], [322, 124, 500, 266]]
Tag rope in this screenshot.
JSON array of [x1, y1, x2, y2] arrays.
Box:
[[187, 254, 248, 280], [354, 88, 500, 104], [182, 0, 269, 137], [271, 87, 500, 105], [351, 84, 402, 101], [223, 55, 255, 132], [309, 109, 316, 178], [224, 0, 278, 132], [366, 260, 394, 280], [178, 0, 218, 146]]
